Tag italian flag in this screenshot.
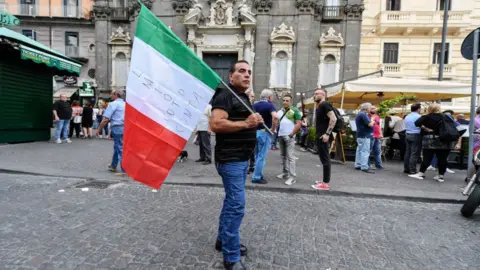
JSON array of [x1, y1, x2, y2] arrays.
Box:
[[123, 4, 222, 189]]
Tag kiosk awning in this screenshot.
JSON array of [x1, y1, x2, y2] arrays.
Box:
[[0, 27, 82, 76], [20, 45, 81, 76]]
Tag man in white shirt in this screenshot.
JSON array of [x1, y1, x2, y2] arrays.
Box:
[[196, 104, 212, 165], [276, 94, 302, 185]]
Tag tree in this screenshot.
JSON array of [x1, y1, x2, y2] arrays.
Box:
[[377, 95, 416, 117]]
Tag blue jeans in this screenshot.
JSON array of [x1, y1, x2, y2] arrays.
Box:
[[216, 161, 248, 263], [252, 130, 271, 181], [431, 155, 438, 168], [111, 126, 125, 173], [370, 138, 383, 168], [355, 137, 371, 170], [55, 119, 70, 140], [271, 132, 278, 148]]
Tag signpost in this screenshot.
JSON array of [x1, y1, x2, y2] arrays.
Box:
[[460, 28, 480, 180], [79, 82, 94, 97], [0, 11, 20, 26]]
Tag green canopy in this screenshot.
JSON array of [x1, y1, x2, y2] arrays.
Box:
[[0, 27, 82, 76]]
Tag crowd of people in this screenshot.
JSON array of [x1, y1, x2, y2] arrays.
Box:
[[52, 59, 480, 270], [52, 94, 112, 143]]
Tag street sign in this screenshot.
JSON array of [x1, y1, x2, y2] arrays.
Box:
[[461, 27, 480, 60], [79, 82, 94, 97], [0, 11, 20, 26]]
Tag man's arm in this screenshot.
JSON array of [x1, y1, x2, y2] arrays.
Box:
[[53, 110, 59, 120], [270, 111, 278, 133], [210, 109, 255, 133], [325, 110, 338, 135], [365, 114, 375, 127], [97, 117, 110, 133]]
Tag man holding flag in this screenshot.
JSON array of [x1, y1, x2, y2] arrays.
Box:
[[122, 5, 264, 269], [210, 60, 263, 270]]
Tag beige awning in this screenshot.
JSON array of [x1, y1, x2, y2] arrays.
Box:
[[298, 77, 473, 110], [53, 87, 78, 98]]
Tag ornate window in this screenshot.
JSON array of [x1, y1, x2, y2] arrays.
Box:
[[318, 27, 344, 88], [269, 23, 295, 89], [109, 27, 132, 90], [114, 52, 128, 87]]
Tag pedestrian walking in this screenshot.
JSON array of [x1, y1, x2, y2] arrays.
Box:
[[210, 60, 263, 270], [69, 100, 83, 138], [276, 94, 302, 185], [369, 106, 384, 169], [354, 103, 375, 173], [96, 90, 126, 176], [52, 94, 72, 144], [299, 115, 309, 151], [311, 88, 337, 191], [195, 103, 212, 165], [403, 103, 422, 174], [409, 104, 454, 182], [252, 89, 278, 184], [82, 103, 94, 138], [97, 102, 109, 138]]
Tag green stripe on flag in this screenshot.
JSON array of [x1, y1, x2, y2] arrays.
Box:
[[135, 4, 222, 90]]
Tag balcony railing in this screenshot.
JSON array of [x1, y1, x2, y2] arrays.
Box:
[[382, 64, 403, 76], [0, 4, 91, 19], [111, 7, 129, 21], [376, 10, 471, 34], [429, 64, 456, 79], [65, 45, 79, 58], [322, 6, 344, 21]]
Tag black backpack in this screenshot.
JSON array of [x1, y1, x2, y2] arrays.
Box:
[[438, 114, 461, 142], [325, 102, 344, 132]]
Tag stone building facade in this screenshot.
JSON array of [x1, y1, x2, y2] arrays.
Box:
[[359, 0, 480, 113], [1, 0, 96, 98], [91, 0, 365, 103]]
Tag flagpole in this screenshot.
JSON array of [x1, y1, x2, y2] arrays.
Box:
[[221, 81, 273, 135]]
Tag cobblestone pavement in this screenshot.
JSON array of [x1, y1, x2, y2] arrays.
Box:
[[1, 173, 479, 270], [0, 137, 469, 201]]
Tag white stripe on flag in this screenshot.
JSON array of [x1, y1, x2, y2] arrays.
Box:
[[126, 37, 215, 140]]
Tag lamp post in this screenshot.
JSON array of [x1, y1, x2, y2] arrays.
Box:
[[438, 0, 449, 81]]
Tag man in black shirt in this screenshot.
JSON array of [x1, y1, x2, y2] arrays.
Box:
[[311, 88, 337, 191], [210, 60, 263, 270], [52, 94, 73, 144]]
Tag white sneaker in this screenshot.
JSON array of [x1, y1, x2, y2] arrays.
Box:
[[427, 166, 437, 171], [446, 168, 455, 174], [408, 173, 425, 180], [434, 175, 445, 182], [277, 173, 287, 179], [284, 177, 296, 186], [55, 138, 62, 144], [65, 139, 72, 143], [300, 148, 307, 152], [98, 135, 103, 139]]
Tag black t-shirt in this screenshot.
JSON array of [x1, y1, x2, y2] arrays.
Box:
[[82, 106, 93, 120], [211, 84, 256, 163], [315, 101, 334, 136], [415, 113, 443, 135], [53, 100, 72, 120]]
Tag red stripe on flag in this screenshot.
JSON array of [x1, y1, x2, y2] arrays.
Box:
[[122, 103, 187, 189]]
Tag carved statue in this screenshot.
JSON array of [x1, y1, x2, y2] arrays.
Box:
[[185, 0, 203, 22], [239, 0, 255, 17], [214, 0, 228, 25]]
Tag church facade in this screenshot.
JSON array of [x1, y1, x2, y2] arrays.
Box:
[[92, 0, 365, 102]]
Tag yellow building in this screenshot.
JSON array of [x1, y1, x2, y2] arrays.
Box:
[[359, 0, 480, 113]]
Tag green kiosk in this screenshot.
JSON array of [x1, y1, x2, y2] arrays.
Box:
[[0, 27, 82, 143]]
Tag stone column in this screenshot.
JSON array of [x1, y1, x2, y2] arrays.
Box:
[[93, 0, 110, 97]]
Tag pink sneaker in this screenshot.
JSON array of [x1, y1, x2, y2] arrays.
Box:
[[312, 182, 330, 190]]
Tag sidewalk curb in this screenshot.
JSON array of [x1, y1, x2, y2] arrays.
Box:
[[0, 168, 466, 204], [166, 182, 466, 204]]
